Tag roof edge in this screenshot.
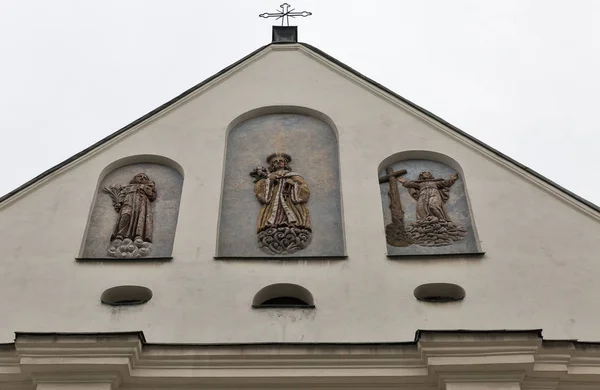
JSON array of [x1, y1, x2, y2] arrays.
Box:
[[299, 42, 600, 215], [0, 44, 270, 206], [1, 42, 598, 216]]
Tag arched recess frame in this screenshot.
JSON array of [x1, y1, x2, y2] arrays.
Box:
[[101, 285, 154, 306], [215, 106, 347, 259], [252, 283, 315, 308], [378, 150, 483, 257], [78, 154, 184, 261]]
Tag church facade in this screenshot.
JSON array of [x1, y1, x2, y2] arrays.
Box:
[[1, 27, 600, 389]]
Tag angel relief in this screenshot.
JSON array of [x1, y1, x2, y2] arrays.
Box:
[[250, 153, 312, 255], [103, 173, 157, 258]]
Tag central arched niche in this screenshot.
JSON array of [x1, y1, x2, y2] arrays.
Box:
[[217, 110, 345, 258]]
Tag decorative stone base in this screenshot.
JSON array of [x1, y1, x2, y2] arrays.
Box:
[[108, 237, 152, 258], [385, 223, 412, 247], [257, 227, 312, 255], [405, 216, 467, 247]]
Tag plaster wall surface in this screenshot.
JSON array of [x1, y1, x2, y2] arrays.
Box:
[[1, 45, 599, 343]]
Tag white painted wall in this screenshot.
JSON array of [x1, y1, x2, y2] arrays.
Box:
[[1, 44, 599, 343]]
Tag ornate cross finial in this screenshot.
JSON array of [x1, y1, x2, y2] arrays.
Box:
[[259, 3, 312, 26]]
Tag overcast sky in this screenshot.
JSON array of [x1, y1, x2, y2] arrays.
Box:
[[0, 0, 598, 207]]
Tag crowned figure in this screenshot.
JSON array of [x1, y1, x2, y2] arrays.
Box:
[[250, 153, 312, 255]]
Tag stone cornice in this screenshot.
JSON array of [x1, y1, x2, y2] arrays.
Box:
[[0, 331, 599, 389]]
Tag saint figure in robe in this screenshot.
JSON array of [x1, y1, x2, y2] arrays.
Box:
[[103, 173, 157, 258], [397, 171, 457, 222], [251, 153, 312, 255], [397, 171, 466, 246]]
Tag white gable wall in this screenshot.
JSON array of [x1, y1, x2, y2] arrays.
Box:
[[0, 44, 598, 343]]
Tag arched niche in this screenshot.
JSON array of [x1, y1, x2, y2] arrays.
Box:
[[252, 283, 315, 308], [80, 156, 183, 260], [217, 109, 345, 258], [378, 151, 482, 256]]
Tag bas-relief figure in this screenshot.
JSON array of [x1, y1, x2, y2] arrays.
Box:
[[81, 162, 182, 259], [250, 153, 312, 255], [398, 171, 467, 246], [103, 173, 157, 258], [217, 113, 344, 258], [380, 161, 474, 254]]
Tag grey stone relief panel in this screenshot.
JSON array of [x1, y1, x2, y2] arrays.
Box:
[[218, 113, 345, 258], [82, 163, 183, 258], [379, 159, 480, 256]]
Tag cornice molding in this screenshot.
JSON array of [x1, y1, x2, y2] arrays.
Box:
[[0, 331, 597, 389]]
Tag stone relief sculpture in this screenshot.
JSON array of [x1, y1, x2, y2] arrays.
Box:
[[217, 113, 344, 258], [382, 168, 467, 247], [250, 153, 312, 255], [379, 167, 411, 247], [103, 173, 157, 258], [398, 171, 467, 246]]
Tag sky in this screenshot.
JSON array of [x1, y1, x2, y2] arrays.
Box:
[[0, 0, 599, 207]]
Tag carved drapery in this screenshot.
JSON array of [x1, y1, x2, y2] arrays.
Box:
[[251, 153, 312, 255], [80, 160, 183, 260], [379, 158, 480, 256], [217, 113, 344, 258], [103, 173, 156, 258]]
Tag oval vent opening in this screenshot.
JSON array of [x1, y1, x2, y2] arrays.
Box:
[[414, 283, 465, 303], [252, 283, 315, 308], [101, 285, 153, 306]]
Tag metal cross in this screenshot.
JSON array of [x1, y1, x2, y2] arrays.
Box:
[[259, 3, 312, 26]]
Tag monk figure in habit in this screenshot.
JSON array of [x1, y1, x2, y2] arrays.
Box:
[[104, 173, 157, 258], [397, 170, 466, 246], [397, 171, 458, 222]]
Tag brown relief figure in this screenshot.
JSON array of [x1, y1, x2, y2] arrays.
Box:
[[103, 173, 157, 258], [379, 166, 411, 247], [397, 171, 467, 246], [250, 153, 311, 255]]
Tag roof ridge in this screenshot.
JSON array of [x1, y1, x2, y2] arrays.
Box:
[[0, 44, 270, 205], [299, 42, 600, 215], [1, 41, 598, 216]]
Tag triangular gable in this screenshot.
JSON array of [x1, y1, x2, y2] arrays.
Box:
[[0, 43, 268, 206], [1, 42, 598, 217]]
